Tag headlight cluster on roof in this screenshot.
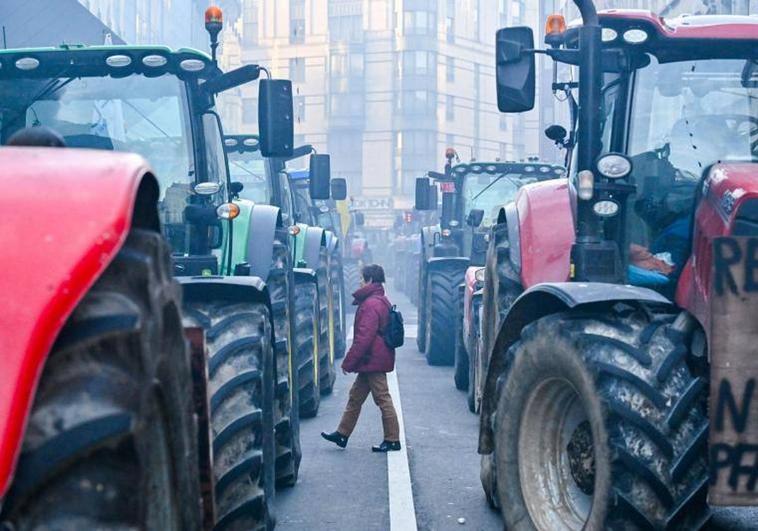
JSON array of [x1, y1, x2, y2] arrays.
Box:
[[0, 48, 213, 79]]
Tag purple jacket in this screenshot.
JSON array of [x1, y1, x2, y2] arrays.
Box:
[[342, 283, 395, 373]]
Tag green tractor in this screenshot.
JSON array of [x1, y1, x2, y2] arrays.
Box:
[[287, 165, 347, 370], [0, 9, 300, 528], [224, 135, 342, 416]]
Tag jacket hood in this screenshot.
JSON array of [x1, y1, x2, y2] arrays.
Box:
[[352, 282, 385, 305]]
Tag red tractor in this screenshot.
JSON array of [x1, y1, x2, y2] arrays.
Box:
[[480, 2, 758, 528], [0, 148, 206, 528]]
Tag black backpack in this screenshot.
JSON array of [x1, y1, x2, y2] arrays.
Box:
[[382, 303, 405, 349]]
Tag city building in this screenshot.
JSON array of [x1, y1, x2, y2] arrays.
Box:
[[0, 0, 209, 50], [218, 0, 547, 203]]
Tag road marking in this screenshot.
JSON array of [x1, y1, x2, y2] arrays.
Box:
[[387, 369, 418, 531]]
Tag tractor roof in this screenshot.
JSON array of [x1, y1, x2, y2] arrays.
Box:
[[0, 45, 216, 80], [597, 10, 758, 40]]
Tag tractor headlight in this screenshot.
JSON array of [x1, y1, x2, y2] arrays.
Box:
[[596, 153, 632, 180], [475, 268, 485, 282], [441, 229, 452, 237], [216, 202, 241, 220], [194, 182, 221, 195], [623, 29, 649, 44], [449, 220, 460, 228], [593, 200, 620, 218]]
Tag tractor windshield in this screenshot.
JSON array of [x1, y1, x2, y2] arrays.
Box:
[[227, 148, 272, 204], [462, 172, 539, 227], [626, 56, 758, 271], [0, 74, 194, 195]]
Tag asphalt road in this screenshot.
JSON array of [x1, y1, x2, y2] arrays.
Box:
[[274, 286, 757, 530]]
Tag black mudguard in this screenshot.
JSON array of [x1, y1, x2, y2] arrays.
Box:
[[478, 281, 671, 454]]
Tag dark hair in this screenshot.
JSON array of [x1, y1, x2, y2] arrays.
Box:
[[361, 264, 385, 284], [7, 127, 66, 148]]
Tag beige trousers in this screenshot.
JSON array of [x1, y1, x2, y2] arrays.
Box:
[[337, 372, 400, 442]]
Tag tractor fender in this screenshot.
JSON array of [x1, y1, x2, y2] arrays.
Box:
[[302, 227, 327, 270], [293, 268, 317, 282], [178, 275, 272, 309], [478, 281, 671, 454], [245, 204, 284, 280], [426, 256, 470, 274], [0, 148, 160, 497], [324, 230, 339, 256]]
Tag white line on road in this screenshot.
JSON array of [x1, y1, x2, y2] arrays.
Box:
[[387, 369, 418, 531]]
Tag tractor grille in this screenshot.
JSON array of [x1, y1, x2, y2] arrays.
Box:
[[733, 199, 758, 236]]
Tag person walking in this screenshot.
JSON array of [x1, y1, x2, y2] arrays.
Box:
[[321, 264, 401, 452]]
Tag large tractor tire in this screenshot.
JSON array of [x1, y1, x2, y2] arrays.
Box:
[[183, 300, 276, 531], [330, 258, 347, 360], [466, 294, 484, 413], [343, 260, 360, 300], [294, 277, 321, 418], [316, 267, 336, 395], [454, 288, 469, 391], [424, 268, 459, 366], [267, 239, 301, 489], [1, 230, 202, 530], [416, 265, 428, 353], [490, 308, 710, 530]]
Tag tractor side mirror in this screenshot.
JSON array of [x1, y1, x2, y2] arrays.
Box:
[[415, 177, 432, 211], [258, 79, 294, 157], [229, 181, 244, 199], [331, 178, 347, 201], [467, 209, 485, 228], [309, 154, 331, 200], [355, 212, 365, 226], [496, 27, 536, 113], [545, 124, 567, 143]]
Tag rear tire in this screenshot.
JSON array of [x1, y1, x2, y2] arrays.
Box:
[[294, 277, 321, 418], [454, 293, 469, 391], [343, 260, 360, 305], [331, 255, 347, 360], [316, 266, 336, 395], [416, 264, 428, 353], [425, 269, 459, 366], [183, 300, 276, 531], [493, 308, 710, 530], [1, 230, 202, 531]]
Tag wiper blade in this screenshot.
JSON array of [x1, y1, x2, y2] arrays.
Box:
[[5, 76, 77, 130], [471, 173, 520, 202]]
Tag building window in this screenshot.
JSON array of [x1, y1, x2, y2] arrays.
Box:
[[243, 98, 258, 124], [290, 58, 305, 82], [498, 0, 509, 26], [446, 56, 455, 82], [294, 96, 306, 123], [499, 142, 508, 161], [243, 0, 259, 46], [446, 95, 454, 121], [500, 114, 508, 131], [403, 50, 435, 77], [329, 15, 363, 42], [331, 53, 348, 78], [330, 94, 363, 116], [404, 10, 436, 36], [446, 0, 455, 43], [290, 0, 305, 44], [473, 0, 480, 41], [511, 0, 524, 24], [399, 90, 433, 115]]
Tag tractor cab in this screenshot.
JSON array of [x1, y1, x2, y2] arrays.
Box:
[[0, 43, 292, 276], [416, 157, 564, 266], [497, 9, 758, 300]]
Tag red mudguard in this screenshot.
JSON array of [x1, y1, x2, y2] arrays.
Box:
[[0, 147, 154, 497], [516, 179, 574, 288]]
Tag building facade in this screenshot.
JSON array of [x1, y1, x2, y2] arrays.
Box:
[[218, 0, 546, 200], [0, 0, 210, 50]]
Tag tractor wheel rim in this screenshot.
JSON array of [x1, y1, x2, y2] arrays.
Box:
[[517, 377, 593, 531]]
